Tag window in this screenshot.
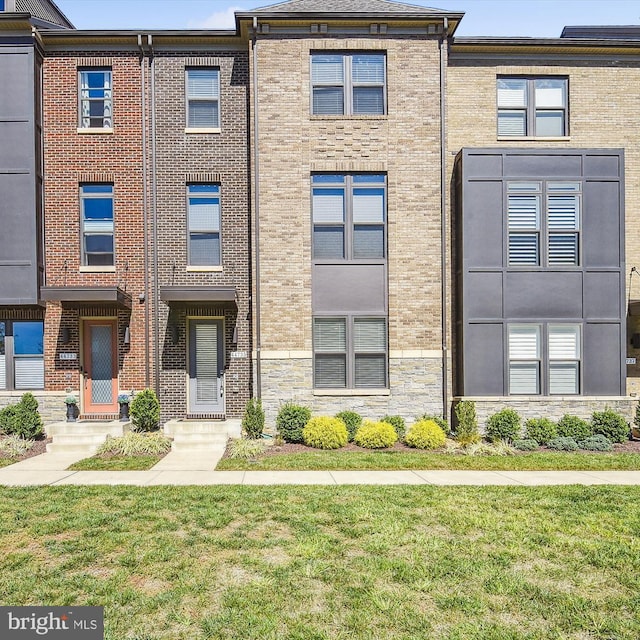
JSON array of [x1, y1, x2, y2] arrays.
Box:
[[81, 185, 114, 267], [497, 77, 567, 137], [311, 53, 386, 116], [187, 184, 221, 266], [186, 68, 220, 129], [508, 324, 580, 395], [0, 321, 44, 390], [507, 181, 580, 267], [79, 69, 112, 129], [312, 174, 385, 260], [314, 317, 387, 389]]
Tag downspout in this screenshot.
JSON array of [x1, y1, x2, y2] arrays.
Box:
[[138, 34, 150, 389], [252, 17, 263, 398], [440, 18, 449, 420]]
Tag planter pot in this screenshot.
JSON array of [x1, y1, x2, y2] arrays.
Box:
[[119, 403, 130, 422], [66, 404, 77, 422], [632, 426, 640, 440]]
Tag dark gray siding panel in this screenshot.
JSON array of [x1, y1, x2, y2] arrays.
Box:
[[583, 323, 622, 395], [584, 272, 622, 320], [463, 180, 503, 268], [503, 153, 582, 178], [0, 51, 31, 119], [504, 272, 583, 319], [313, 264, 386, 314], [465, 272, 502, 319], [463, 323, 504, 395], [583, 153, 621, 178], [583, 181, 621, 268]]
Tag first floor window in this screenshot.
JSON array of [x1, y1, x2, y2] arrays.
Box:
[[0, 320, 44, 390], [188, 184, 221, 266], [81, 184, 114, 266], [313, 316, 387, 389], [79, 68, 112, 129]]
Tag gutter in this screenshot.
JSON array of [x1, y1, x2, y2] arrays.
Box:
[[440, 17, 449, 421]]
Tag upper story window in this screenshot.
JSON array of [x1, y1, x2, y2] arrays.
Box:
[[497, 77, 568, 137], [312, 174, 386, 261], [0, 1, 5, 11], [311, 53, 386, 116], [507, 181, 580, 267], [81, 184, 114, 267], [187, 184, 221, 266], [79, 69, 112, 129], [186, 68, 220, 129], [0, 320, 44, 391]]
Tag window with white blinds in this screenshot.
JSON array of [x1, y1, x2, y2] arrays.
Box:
[[78, 69, 112, 129], [81, 185, 114, 267], [548, 324, 580, 394], [186, 68, 220, 128], [547, 182, 579, 265], [311, 53, 386, 116], [0, 320, 44, 390], [508, 325, 540, 394], [187, 184, 221, 266], [312, 174, 385, 261], [314, 317, 387, 389], [497, 77, 567, 137]]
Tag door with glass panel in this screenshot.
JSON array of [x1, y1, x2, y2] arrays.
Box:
[[82, 320, 117, 413], [188, 320, 224, 414]]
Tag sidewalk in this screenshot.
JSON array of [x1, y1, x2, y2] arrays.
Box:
[[1, 450, 640, 486]]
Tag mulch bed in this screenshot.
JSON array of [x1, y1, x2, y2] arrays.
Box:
[[0, 437, 51, 462]]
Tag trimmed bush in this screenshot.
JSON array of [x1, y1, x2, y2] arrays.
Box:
[[335, 410, 362, 442], [578, 434, 613, 451], [381, 415, 406, 438], [0, 393, 43, 440], [242, 398, 265, 439], [591, 409, 629, 444], [524, 418, 557, 445], [486, 408, 521, 443], [227, 438, 267, 459], [547, 437, 579, 451], [557, 414, 592, 441], [97, 432, 171, 456], [513, 438, 539, 451], [405, 419, 446, 450], [303, 416, 348, 450], [0, 404, 18, 436], [417, 414, 450, 436], [130, 389, 160, 432], [276, 403, 311, 443], [454, 400, 480, 445], [354, 420, 398, 449]]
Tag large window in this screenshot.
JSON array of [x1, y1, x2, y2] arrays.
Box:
[[497, 77, 567, 137], [81, 184, 114, 267], [311, 53, 386, 116], [79, 69, 112, 129], [0, 321, 44, 390], [186, 68, 220, 129], [314, 317, 387, 389], [508, 324, 580, 395], [312, 174, 385, 261], [188, 184, 221, 266], [507, 181, 580, 267]]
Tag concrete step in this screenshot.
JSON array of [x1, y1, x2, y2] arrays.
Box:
[[46, 442, 101, 455], [164, 421, 228, 436], [47, 421, 126, 438], [172, 433, 228, 446], [171, 441, 228, 454], [49, 433, 110, 446]]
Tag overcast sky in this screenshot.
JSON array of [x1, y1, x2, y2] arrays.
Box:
[[53, 0, 640, 37]]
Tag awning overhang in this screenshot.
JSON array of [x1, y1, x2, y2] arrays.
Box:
[[160, 286, 237, 306], [40, 286, 132, 309]]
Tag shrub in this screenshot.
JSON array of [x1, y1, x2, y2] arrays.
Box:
[[130, 389, 160, 432], [0, 434, 35, 457], [547, 437, 579, 451], [405, 419, 446, 450], [578, 434, 613, 452], [461, 440, 516, 456], [242, 398, 265, 439], [226, 438, 267, 460], [513, 438, 539, 451], [276, 403, 311, 443], [524, 418, 557, 445], [454, 400, 480, 445], [354, 420, 398, 449], [303, 416, 348, 450], [417, 413, 450, 436], [0, 404, 18, 436], [0, 393, 43, 440], [591, 409, 629, 444], [335, 410, 362, 442], [97, 432, 171, 456], [381, 415, 406, 438], [486, 408, 521, 443], [557, 414, 592, 441]]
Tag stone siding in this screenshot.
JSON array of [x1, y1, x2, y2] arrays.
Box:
[[0, 391, 67, 425]]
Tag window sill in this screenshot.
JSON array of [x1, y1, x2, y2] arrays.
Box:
[[77, 127, 114, 135], [79, 266, 116, 273], [185, 128, 221, 134], [186, 266, 223, 272], [313, 388, 390, 396], [497, 136, 570, 142], [310, 115, 387, 121]]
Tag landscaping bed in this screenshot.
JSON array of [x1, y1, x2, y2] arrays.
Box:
[[0, 436, 49, 468]]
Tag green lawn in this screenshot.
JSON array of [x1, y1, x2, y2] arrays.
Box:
[[1, 486, 639, 639], [0, 458, 15, 468], [217, 449, 640, 471], [68, 455, 163, 471]]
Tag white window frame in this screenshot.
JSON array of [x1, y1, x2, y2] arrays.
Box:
[[78, 68, 112, 130], [186, 68, 220, 130]]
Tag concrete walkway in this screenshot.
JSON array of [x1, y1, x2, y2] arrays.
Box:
[[1, 450, 640, 486]]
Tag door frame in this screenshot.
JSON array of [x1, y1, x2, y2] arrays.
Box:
[[81, 317, 118, 414]]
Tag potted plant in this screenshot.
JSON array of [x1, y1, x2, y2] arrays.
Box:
[[64, 394, 78, 422], [118, 392, 131, 422]]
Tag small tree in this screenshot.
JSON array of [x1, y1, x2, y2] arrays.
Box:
[[129, 389, 160, 432], [454, 400, 480, 445], [242, 398, 265, 439]]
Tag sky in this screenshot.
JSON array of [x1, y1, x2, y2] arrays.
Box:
[[53, 0, 640, 37]]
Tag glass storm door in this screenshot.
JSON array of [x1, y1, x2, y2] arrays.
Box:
[[188, 320, 224, 414], [83, 320, 118, 413]]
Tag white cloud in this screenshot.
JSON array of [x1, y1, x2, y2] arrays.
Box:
[[187, 6, 246, 29]]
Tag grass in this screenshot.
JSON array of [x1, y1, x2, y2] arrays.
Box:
[[1, 485, 639, 639], [216, 449, 640, 471], [0, 458, 15, 468], [68, 455, 163, 471]]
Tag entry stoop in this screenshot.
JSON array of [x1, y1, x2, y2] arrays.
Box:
[[45, 420, 128, 455], [163, 419, 240, 453]]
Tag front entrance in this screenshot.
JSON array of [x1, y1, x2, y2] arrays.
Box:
[[188, 319, 224, 414], [82, 319, 118, 414]]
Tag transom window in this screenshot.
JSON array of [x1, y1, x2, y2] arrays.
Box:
[[79, 69, 112, 129], [313, 317, 387, 389], [497, 77, 568, 137], [0, 321, 44, 390], [186, 68, 220, 129], [187, 184, 221, 266], [81, 184, 114, 267], [507, 181, 580, 267], [312, 174, 386, 261], [311, 53, 386, 116]]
